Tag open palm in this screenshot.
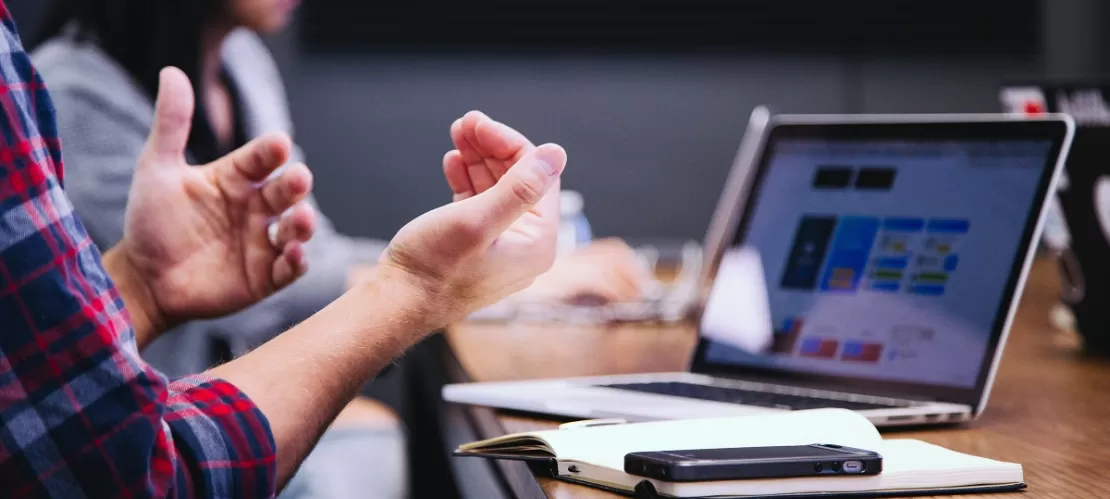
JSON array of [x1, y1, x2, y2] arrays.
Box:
[[118, 68, 317, 326]]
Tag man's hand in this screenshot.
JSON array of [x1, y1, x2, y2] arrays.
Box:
[[377, 111, 567, 326], [106, 67, 317, 344]]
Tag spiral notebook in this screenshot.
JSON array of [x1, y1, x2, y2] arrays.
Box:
[[455, 410, 1024, 498]]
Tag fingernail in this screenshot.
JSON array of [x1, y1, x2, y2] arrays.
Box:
[[533, 145, 566, 177], [534, 156, 557, 177]]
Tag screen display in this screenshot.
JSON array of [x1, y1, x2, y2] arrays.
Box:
[[701, 136, 1055, 389]]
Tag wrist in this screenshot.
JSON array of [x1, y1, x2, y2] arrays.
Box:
[[357, 262, 460, 333], [103, 243, 168, 346]]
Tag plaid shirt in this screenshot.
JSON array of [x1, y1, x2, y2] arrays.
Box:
[[0, 4, 276, 498]]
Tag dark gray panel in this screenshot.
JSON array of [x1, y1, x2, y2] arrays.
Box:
[[858, 58, 1041, 114], [288, 54, 847, 241]]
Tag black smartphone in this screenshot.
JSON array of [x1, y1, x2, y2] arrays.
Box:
[[624, 444, 882, 482]]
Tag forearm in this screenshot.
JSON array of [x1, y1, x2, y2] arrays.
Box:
[[102, 245, 166, 349], [207, 265, 436, 486]]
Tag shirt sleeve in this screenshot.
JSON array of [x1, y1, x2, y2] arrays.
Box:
[[0, 6, 276, 498]]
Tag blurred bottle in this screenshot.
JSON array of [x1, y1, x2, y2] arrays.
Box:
[[558, 190, 592, 254]]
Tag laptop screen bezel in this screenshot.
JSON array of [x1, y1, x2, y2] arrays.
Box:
[[690, 116, 1071, 407]]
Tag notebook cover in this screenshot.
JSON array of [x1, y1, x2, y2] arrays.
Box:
[[453, 449, 558, 466]]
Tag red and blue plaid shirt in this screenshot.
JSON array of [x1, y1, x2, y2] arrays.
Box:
[[0, 4, 277, 497]]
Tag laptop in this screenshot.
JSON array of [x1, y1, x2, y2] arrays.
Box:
[[444, 113, 1075, 427]]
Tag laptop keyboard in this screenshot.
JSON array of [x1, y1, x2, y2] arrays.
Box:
[[600, 382, 904, 411]]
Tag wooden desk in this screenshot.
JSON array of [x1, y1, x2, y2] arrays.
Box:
[[443, 259, 1110, 498]]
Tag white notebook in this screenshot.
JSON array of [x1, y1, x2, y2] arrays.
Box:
[[456, 409, 1024, 498]]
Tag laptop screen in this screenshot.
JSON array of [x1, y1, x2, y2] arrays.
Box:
[[698, 122, 1063, 397]]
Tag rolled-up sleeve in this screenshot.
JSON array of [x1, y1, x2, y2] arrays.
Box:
[[164, 377, 276, 497], [0, 7, 276, 497]]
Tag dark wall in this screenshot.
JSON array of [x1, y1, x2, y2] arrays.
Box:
[[285, 0, 1047, 243], [8, 0, 1107, 243], [284, 50, 1036, 243]]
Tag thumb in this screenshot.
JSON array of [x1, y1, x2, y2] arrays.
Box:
[[144, 67, 195, 162], [470, 143, 567, 237]]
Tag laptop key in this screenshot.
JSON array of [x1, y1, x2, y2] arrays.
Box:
[[601, 382, 902, 411]]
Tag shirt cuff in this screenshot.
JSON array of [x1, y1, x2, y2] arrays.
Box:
[[164, 375, 277, 498]]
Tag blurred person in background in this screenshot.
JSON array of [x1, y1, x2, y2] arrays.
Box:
[[31, 0, 648, 497]]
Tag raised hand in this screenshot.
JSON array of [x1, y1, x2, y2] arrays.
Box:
[[443, 111, 535, 201], [379, 114, 566, 324], [443, 112, 650, 306], [111, 67, 317, 335]]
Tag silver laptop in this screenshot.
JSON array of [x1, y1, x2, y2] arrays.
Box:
[[444, 113, 1075, 427]]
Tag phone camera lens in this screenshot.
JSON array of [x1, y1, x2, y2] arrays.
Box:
[[830, 462, 842, 473], [813, 463, 824, 473]]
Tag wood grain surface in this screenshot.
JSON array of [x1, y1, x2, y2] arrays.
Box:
[[446, 259, 1110, 498]]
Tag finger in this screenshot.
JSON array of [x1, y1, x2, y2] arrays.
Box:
[[144, 67, 195, 162], [450, 112, 485, 165], [272, 241, 309, 289], [474, 119, 534, 177], [450, 116, 491, 193], [471, 143, 567, 237], [210, 133, 293, 193], [443, 150, 474, 199], [571, 272, 631, 304], [608, 248, 653, 293], [460, 111, 502, 191], [272, 202, 317, 248], [609, 264, 648, 301], [467, 163, 498, 194], [461, 111, 486, 158], [260, 162, 313, 215], [585, 238, 634, 254]]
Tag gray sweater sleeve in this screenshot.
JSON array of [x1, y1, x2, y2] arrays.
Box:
[[47, 88, 386, 376]]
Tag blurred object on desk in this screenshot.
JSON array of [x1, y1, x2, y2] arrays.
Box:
[[699, 247, 773, 354], [469, 241, 703, 324], [558, 190, 592, 254]]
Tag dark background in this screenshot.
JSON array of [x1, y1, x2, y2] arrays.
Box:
[[8, 0, 1110, 243]]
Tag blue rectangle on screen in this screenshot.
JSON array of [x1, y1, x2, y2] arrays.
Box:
[[800, 337, 822, 354], [874, 257, 908, 270], [944, 255, 959, 271], [818, 216, 880, 292], [910, 284, 946, 296], [870, 281, 900, 292], [882, 218, 925, 232], [927, 219, 970, 234]]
